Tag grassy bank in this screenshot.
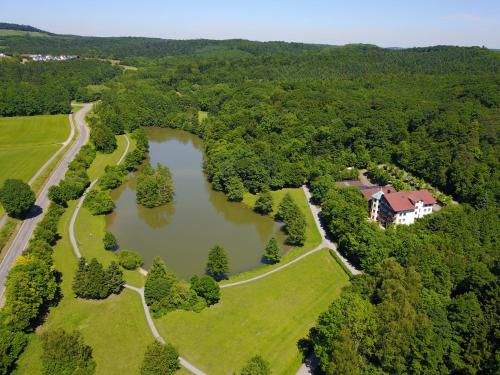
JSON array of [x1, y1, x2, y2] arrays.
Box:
[[14, 135, 152, 375], [156, 249, 349, 374], [224, 187, 322, 283]]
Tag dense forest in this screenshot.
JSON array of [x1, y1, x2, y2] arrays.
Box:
[[0, 59, 121, 116], [1, 26, 499, 373], [86, 44, 499, 373], [90, 45, 499, 207]]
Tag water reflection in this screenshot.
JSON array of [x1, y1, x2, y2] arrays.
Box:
[[106, 128, 286, 279]]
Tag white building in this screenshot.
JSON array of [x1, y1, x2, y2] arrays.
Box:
[[362, 187, 436, 226]]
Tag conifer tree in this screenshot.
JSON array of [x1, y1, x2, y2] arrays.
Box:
[[106, 261, 124, 294], [206, 245, 229, 281], [254, 191, 273, 215], [263, 237, 281, 264]]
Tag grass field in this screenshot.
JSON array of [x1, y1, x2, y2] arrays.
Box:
[[0, 29, 48, 37], [13, 203, 153, 375], [14, 135, 153, 375], [156, 249, 350, 374], [0, 114, 69, 185]]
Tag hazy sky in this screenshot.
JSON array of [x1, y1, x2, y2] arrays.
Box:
[[1, 0, 499, 47]]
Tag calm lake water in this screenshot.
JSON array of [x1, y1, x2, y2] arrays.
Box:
[[106, 128, 286, 279]]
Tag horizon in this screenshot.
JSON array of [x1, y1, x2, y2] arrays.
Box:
[[1, 1, 500, 49]]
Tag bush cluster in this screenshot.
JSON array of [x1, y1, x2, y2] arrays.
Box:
[[83, 190, 114, 215], [41, 328, 95, 375], [72, 257, 124, 299], [144, 257, 207, 317], [48, 145, 96, 205], [117, 249, 143, 270]]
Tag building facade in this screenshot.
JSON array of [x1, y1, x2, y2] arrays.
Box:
[[362, 187, 436, 226]]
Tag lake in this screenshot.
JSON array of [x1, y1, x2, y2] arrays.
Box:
[[106, 128, 286, 279]]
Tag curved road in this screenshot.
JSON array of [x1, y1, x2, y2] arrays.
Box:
[[0, 103, 93, 300]]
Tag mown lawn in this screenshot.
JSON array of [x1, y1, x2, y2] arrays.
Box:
[[0, 114, 69, 185], [14, 135, 152, 375], [156, 249, 350, 374]]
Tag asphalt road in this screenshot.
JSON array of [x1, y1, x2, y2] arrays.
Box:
[[0, 103, 92, 300]]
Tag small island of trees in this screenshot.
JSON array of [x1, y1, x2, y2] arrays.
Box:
[[136, 162, 174, 208]]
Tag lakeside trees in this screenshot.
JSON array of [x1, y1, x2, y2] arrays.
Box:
[[254, 191, 273, 215], [206, 245, 229, 281], [276, 194, 306, 246], [263, 237, 281, 264], [0, 179, 35, 218], [136, 163, 174, 208]]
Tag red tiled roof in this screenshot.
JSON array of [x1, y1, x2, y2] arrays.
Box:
[[383, 192, 416, 212], [407, 189, 437, 205], [383, 189, 436, 212], [360, 186, 396, 200]]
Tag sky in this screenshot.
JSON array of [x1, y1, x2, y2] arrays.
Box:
[[1, 0, 499, 48]]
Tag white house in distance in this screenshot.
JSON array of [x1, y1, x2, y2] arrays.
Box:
[[361, 187, 436, 226]]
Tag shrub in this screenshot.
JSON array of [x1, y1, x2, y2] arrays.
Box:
[[41, 329, 95, 375], [103, 231, 118, 250], [117, 250, 143, 270], [0, 179, 36, 218], [240, 355, 271, 375], [141, 341, 179, 375], [124, 149, 146, 171], [254, 191, 273, 215], [98, 165, 127, 190], [190, 275, 220, 305], [83, 190, 115, 215]]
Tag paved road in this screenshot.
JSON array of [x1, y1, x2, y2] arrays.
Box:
[[0, 112, 76, 231], [0, 103, 93, 300]]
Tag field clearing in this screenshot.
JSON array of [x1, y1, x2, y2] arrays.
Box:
[[156, 249, 349, 374], [0, 29, 48, 37], [0, 114, 69, 185]]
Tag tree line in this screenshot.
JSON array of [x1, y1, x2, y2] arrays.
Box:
[[0, 59, 120, 116]]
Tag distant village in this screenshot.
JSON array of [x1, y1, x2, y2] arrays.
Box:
[[0, 52, 79, 61]]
